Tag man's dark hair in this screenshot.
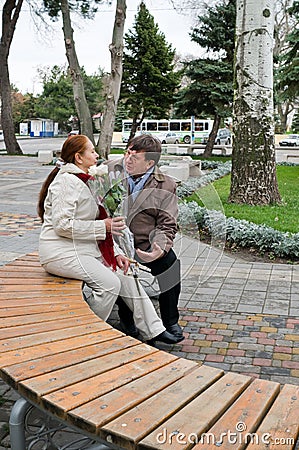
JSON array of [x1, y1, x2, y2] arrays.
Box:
[[127, 134, 162, 164]]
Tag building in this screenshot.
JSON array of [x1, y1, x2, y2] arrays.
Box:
[[20, 118, 58, 137]]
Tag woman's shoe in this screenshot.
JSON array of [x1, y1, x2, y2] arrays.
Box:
[[147, 330, 184, 346], [166, 323, 184, 339]]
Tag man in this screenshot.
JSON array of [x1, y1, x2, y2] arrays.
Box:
[[108, 134, 184, 341]]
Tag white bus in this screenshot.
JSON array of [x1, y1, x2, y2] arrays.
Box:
[[121, 118, 213, 144]]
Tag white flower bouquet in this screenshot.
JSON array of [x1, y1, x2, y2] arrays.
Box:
[[88, 164, 126, 217], [88, 163, 138, 281]]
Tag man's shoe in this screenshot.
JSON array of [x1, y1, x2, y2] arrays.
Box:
[[148, 330, 184, 346], [166, 323, 184, 339], [119, 320, 139, 338]]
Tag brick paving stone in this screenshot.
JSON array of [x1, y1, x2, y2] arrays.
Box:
[[253, 358, 272, 367], [260, 366, 291, 376], [254, 351, 273, 359], [211, 342, 229, 349], [218, 329, 234, 337], [231, 364, 261, 374], [224, 356, 252, 365], [258, 338, 276, 345], [273, 353, 292, 361]]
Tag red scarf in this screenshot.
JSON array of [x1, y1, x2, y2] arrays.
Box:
[[74, 172, 117, 271]]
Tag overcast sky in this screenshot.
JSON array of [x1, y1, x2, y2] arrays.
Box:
[[8, 0, 204, 94]]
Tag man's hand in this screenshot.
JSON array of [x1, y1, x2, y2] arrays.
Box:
[[115, 254, 130, 274], [136, 242, 164, 263]]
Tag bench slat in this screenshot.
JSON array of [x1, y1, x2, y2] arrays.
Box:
[[0, 307, 94, 328], [137, 372, 251, 450], [192, 378, 280, 449], [0, 289, 81, 299], [0, 321, 111, 352], [0, 283, 79, 292], [246, 384, 299, 450], [41, 351, 177, 417], [20, 344, 160, 401], [2, 335, 138, 382], [0, 270, 53, 278], [68, 359, 198, 433], [0, 314, 99, 339], [0, 295, 85, 309], [0, 303, 91, 318], [0, 329, 121, 367], [0, 265, 47, 273], [0, 277, 79, 285]]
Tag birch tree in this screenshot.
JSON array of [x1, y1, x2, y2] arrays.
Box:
[[98, 0, 126, 159], [229, 0, 281, 205]]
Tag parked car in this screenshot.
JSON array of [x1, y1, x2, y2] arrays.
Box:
[[279, 134, 299, 147], [157, 132, 180, 144], [68, 130, 79, 136], [215, 128, 232, 145], [0, 130, 3, 141]]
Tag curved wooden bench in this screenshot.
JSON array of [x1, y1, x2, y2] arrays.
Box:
[[0, 253, 299, 449]]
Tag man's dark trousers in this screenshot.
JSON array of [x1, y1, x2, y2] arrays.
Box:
[[117, 249, 181, 328]]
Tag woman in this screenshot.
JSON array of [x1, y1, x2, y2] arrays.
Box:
[[38, 134, 182, 344]]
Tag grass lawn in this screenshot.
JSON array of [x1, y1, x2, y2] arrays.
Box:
[[206, 165, 299, 234]]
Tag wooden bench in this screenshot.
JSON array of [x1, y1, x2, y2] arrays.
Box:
[[1, 253, 299, 449]]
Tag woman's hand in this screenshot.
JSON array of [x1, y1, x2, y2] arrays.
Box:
[[104, 216, 126, 236], [116, 254, 130, 274]]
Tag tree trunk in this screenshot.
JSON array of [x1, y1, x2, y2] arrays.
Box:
[[203, 114, 220, 157], [98, 0, 126, 159], [127, 115, 144, 144], [277, 101, 294, 133], [61, 0, 95, 144], [229, 0, 281, 205], [0, 0, 23, 155]]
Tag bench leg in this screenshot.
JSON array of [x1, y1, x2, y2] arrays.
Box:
[[9, 397, 31, 450], [9, 396, 114, 450]]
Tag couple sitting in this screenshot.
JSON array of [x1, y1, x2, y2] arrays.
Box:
[[38, 133, 184, 346]]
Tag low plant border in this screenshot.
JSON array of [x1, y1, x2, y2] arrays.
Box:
[[178, 160, 299, 261]]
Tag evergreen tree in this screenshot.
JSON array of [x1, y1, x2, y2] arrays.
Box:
[[291, 110, 299, 132], [277, 1, 299, 102], [273, 0, 298, 132], [115, 102, 130, 132], [120, 2, 181, 140], [174, 0, 235, 156]]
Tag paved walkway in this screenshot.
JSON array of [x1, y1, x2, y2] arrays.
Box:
[[0, 155, 298, 448]]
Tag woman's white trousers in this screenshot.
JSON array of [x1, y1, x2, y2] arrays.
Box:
[[43, 255, 165, 340]]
